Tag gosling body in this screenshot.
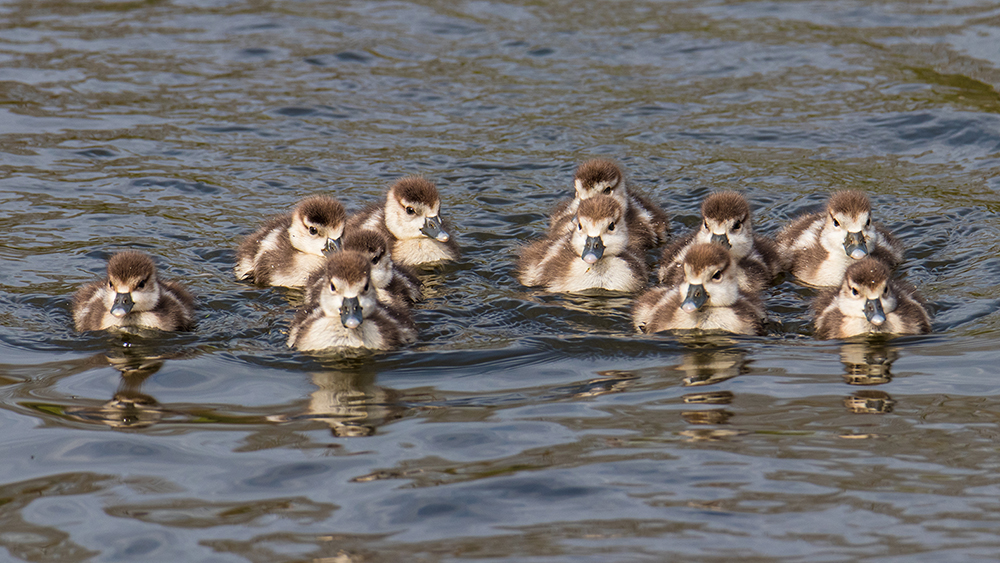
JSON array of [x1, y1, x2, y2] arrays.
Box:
[[813, 257, 930, 339], [776, 190, 903, 287], [73, 251, 194, 332], [289, 251, 417, 351], [634, 244, 764, 335], [518, 195, 648, 293], [658, 191, 779, 293], [348, 176, 459, 267], [549, 159, 668, 248], [235, 195, 346, 288]]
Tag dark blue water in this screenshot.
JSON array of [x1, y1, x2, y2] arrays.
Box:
[[3, 0, 1000, 560]]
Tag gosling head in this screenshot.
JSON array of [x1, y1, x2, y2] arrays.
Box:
[[697, 191, 754, 259], [317, 251, 378, 329], [837, 257, 897, 326], [680, 243, 739, 312], [105, 251, 161, 317], [288, 196, 347, 256], [384, 176, 450, 242], [573, 158, 627, 208], [821, 190, 876, 260], [341, 229, 394, 290], [571, 195, 629, 264]]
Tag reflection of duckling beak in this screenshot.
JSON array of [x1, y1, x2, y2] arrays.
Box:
[[844, 231, 868, 259], [340, 297, 363, 329], [581, 236, 604, 264], [682, 284, 707, 312], [111, 292, 134, 317], [420, 216, 450, 242], [324, 236, 342, 254], [864, 298, 886, 326], [710, 233, 731, 249]]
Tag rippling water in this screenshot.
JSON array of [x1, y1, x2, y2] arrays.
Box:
[[3, 0, 1000, 560]]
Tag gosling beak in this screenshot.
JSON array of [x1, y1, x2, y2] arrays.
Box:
[[844, 231, 868, 259], [340, 297, 363, 329], [111, 292, 134, 318], [581, 236, 604, 264], [323, 236, 342, 254], [864, 298, 886, 326], [710, 232, 731, 249], [420, 215, 450, 242], [681, 284, 707, 313]]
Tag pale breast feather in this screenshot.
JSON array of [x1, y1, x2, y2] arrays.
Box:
[[393, 238, 455, 266]]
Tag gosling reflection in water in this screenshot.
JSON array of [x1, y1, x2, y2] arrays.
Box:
[[844, 390, 895, 414], [667, 344, 749, 440], [64, 350, 168, 429], [674, 346, 750, 387], [305, 371, 407, 437], [840, 340, 900, 386], [682, 390, 735, 432], [839, 341, 898, 416]]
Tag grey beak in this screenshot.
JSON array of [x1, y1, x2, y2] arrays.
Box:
[[324, 236, 343, 254], [111, 292, 134, 318], [710, 233, 731, 249], [420, 215, 450, 242], [581, 236, 605, 264], [864, 298, 886, 326], [340, 297, 363, 329], [844, 231, 868, 259], [682, 284, 707, 312]]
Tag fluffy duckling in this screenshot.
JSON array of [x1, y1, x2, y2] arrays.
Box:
[[348, 176, 459, 267], [73, 251, 194, 332], [234, 195, 347, 288], [776, 190, 903, 287], [288, 251, 417, 351], [813, 257, 930, 339], [633, 243, 765, 335], [518, 194, 648, 293], [306, 229, 422, 312], [549, 158, 669, 248], [658, 191, 779, 293]]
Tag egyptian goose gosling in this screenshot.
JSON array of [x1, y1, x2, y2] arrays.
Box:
[[73, 251, 194, 332], [235, 195, 346, 288], [347, 176, 459, 267], [813, 257, 930, 339], [633, 243, 765, 335], [288, 251, 417, 351], [776, 190, 903, 287], [658, 191, 779, 293]]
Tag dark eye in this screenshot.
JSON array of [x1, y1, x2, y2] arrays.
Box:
[[364, 281, 370, 291], [330, 282, 336, 293], [732, 221, 742, 231], [406, 206, 415, 215], [703, 221, 709, 230], [832, 217, 840, 228], [577, 222, 582, 231], [308, 226, 318, 236], [372, 252, 382, 265], [712, 270, 722, 281], [603, 187, 613, 195], [108, 281, 114, 289], [866, 217, 871, 227], [851, 287, 859, 297], [883, 287, 888, 297], [607, 222, 615, 232], [137, 280, 146, 289]]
